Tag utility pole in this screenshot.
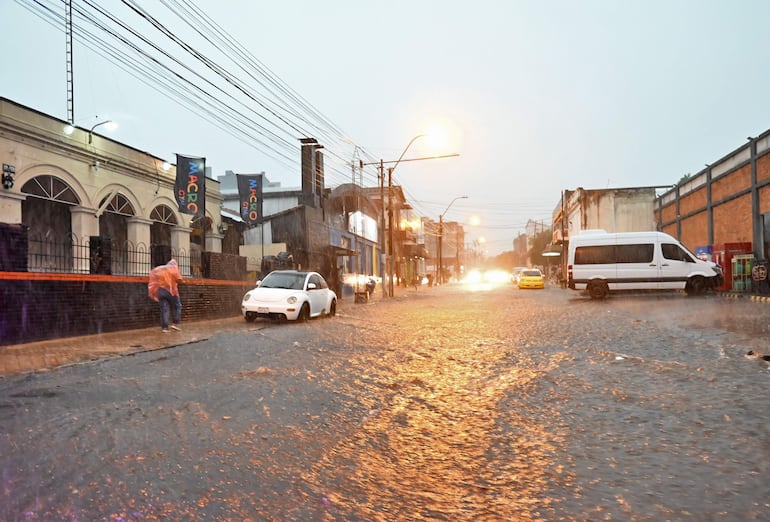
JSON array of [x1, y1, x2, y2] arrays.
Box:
[[360, 147, 460, 298], [437, 196, 468, 285], [379, 160, 386, 298], [438, 215, 443, 285], [65, 0, 74, 124], [388, 167, 395, 297]]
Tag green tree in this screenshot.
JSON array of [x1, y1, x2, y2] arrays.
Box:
[[528, 229, 553, 267]]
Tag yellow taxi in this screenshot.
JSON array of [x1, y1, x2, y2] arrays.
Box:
[[517, 268, 545, 289]]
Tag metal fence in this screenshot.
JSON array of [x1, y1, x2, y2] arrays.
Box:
[[25, 233, 203, 278]]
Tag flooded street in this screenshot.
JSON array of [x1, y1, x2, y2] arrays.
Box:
[[3, 284, 770, 520]]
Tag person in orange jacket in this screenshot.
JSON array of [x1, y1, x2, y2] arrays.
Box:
[[148, 259, 183, 332]]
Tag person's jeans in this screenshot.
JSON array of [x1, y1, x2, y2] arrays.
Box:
[[157, 288, 181, 329]]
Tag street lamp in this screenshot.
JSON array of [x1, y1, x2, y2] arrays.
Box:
[[386, 134, 426, 297], [360, 134, 459, 297], [438, 195, 468, 285], [88, 120, 116, 144]]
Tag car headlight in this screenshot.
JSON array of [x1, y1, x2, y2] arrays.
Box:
[[243, 292, 251, 301], [287, 296, 298, 304]]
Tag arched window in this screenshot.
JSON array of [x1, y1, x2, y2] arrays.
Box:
[[101, 193, 135, 216], [22, 175, 80, 205], [21, 175, 81, 272], [150, 205, 178, 224], [150, 205, 177, 267], [98, 193, 136, 275]]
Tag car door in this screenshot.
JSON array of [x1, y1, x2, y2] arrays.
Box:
[[306, 273, 327, 316]]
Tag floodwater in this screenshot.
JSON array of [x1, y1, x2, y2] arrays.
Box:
[[2, 284, 770, 520]]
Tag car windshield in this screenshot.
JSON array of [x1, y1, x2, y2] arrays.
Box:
[[522, 270, 541, 277], [260, 272, 306, 290]]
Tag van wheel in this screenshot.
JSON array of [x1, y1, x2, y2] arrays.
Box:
[[686, 276, 706, 296], [588, 281, 609, 299]]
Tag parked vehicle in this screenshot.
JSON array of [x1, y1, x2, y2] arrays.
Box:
[[242, 270, 337, 322], [260, 251, 295, 275], [518, 268, 545, 289], [567, 230, 724, 299]]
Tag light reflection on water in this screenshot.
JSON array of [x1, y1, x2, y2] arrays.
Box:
[[299, 299, 571, 520]]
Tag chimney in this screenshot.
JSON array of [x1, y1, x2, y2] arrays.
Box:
[[314, 148, 324, 196], [300, 138, 324, 194]]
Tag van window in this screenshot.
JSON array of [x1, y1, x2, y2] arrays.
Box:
[[575, 245, 614, 264], [574, 243, 654, 264], [615, 244, 654, 263], [661, 243, 694, 263]]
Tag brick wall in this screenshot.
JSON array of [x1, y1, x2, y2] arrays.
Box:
[[658, 147, 770, 254], [0, 274, 253, 346], [202, 252, 247, 280]]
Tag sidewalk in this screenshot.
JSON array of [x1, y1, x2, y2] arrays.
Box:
[[0, 316, 248, 378], [0, 283, 436, 378]]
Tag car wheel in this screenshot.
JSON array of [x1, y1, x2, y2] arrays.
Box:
[[327, 299, 337, 317], [588, 281, 609, 299], [297, 303, 310, 322], [244, 312, 256, 323], [686, 276, 705, 296]]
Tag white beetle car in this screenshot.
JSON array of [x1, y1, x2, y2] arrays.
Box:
[[242, 270, 337, 322]]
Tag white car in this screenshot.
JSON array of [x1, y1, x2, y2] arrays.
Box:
[[242, 270, 337, 322]]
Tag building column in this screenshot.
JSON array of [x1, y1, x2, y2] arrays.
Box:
[[0, 191, 26, 224], [205, 232, 223, 253], [127, 217, 152, 247], [171, 225, 193, 276], [126, 217, 152, 275], [71, 206, 98, 273]]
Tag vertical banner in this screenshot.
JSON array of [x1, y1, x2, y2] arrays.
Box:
[[236, 173, 263, 225], [175, 155, 206, 220]]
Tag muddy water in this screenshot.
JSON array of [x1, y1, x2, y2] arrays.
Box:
[[2, 286, 770, 520]]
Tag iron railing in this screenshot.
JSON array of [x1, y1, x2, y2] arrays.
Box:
[[25, 233, 203, 278]]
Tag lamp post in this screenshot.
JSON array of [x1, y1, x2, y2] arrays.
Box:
[[437, 195, 468, 285], [360, 135, 459, 297], [386, 134, 425, 297], [88, 120, 115, 144]]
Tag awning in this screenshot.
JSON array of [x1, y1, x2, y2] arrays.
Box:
[[328, 245, 358, 256]]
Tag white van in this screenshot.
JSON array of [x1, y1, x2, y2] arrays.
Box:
[[567, 230, 724, 299]]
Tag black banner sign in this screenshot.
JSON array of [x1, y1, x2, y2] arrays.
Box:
[[175, 155, 206, 219], [236, 174, 263, 226]]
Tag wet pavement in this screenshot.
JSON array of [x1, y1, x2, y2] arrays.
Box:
[[3, 284, 770, 520], [0, 316, 247, 378], [0, 287, 409, 378]]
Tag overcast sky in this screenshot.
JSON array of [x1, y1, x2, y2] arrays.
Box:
[[3, 0, 770, 255]]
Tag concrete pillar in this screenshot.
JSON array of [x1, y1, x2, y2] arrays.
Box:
[[127, 217, 152, 275], [171, 225, 193, 276], [71, 206, 98, 273], [0, 191, 25, 224], [127, 217, 152, 247], [206, 232, 223, 253]]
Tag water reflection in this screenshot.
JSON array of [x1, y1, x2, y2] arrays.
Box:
[[300, 301, 570, 519]]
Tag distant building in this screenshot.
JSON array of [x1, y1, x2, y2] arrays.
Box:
[[551, 186, 658, 273]]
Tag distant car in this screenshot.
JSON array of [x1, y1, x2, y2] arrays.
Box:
[[242, 270, 337, 322], [511, 267, 527, 284], [518, 268, 545, 289]]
